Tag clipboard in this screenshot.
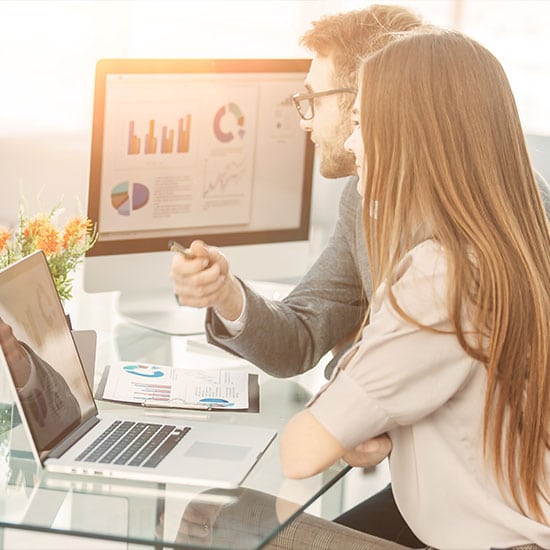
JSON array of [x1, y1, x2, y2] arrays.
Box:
[[95, 365, 260, 413]]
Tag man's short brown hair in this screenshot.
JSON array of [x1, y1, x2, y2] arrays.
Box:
[[300, 4, 423, 91]]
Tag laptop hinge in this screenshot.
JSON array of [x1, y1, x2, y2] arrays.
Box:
[[47, 416, 100, 459]]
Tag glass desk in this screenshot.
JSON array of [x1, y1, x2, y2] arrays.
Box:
[[0, 291, 350, 549]]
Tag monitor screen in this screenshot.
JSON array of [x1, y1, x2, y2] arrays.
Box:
[[84, 58, 314, 335]]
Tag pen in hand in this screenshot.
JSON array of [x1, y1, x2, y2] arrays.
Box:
[[169, 240, 211, 268], [169, 240, 195, 259]]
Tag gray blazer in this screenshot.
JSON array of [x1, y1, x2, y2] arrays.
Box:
[[206, 173, 550, 378]]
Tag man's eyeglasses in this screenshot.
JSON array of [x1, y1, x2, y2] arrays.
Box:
[[292, 88, 356, 121]]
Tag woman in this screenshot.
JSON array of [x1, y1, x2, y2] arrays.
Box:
[[280, 30, 550, 549]]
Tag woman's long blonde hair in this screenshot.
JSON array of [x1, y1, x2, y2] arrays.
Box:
[[359, 30, 550, 521]]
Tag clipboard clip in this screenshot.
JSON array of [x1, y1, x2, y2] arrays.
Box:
[[141, 397, 234, 411]]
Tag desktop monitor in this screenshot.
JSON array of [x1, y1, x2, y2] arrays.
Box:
[[84, 58, 314, 335]]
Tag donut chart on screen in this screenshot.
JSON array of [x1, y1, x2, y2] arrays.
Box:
[[111, 181, 150, 215], [213, 102, 246, 143]]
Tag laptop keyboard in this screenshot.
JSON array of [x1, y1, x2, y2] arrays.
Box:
[[76, 420, 190, 468]]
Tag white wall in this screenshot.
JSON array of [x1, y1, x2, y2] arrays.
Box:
[[0, 0, 316, 227], [0, 0, 548, 235]]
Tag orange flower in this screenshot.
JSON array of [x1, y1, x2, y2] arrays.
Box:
[[61, 217, 90, 249], [23, 215, 50, 238], [0, 228, 11, 252], [24, 216, 60, 255], [36, 227, 61, 255], [2, 204, 96, 301]]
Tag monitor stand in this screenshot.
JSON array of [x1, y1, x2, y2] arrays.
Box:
[[116, 280, 296, 336], [117, 288, 206, 336]]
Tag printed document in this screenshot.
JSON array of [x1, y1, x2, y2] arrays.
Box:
[[99, 361, 250, 410]]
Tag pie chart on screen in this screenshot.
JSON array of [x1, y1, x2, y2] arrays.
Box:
[[111, 181, 150, 216]]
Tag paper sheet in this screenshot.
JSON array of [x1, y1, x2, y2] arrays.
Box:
[[100, 361, 250, 410]]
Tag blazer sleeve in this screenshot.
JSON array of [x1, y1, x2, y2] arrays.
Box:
[[205, 178, 367, 378]]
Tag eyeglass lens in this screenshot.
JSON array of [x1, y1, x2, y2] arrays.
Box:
[[298, 97, 313, 120]]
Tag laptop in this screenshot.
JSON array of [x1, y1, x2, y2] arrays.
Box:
[[0, 250, 276, 488]]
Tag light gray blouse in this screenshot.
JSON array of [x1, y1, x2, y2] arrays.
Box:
[[308, 239, 550, 549]]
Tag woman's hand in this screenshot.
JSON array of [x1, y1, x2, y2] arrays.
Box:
[[343, 434, 392, 468]]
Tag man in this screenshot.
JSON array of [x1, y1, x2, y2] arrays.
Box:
[[170, 6, 423, 377], [170, 5, 426, 546]]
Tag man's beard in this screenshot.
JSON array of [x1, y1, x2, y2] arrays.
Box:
[[319, 147, 357, 179]]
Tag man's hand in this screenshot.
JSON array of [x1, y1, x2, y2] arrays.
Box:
[[169, 240, 244, 320], [342, 434, 392, 468], [0, 317, 31, 388]]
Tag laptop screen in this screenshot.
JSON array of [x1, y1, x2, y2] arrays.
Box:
[[0, 251, 97, 455]]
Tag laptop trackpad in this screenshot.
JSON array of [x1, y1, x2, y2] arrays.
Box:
[[185, 442, 251, 461]]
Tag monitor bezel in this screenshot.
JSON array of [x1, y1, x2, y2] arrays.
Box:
[[86, 57, 314, 257]]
